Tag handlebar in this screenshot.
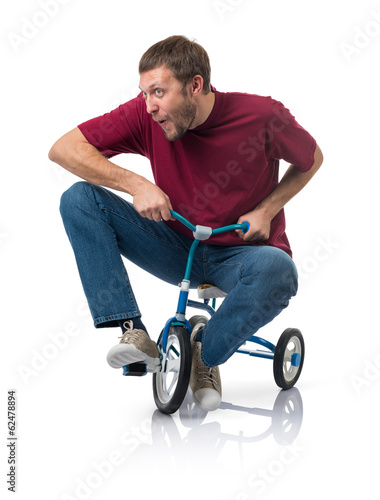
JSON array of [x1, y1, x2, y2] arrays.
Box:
[[170, 210, 250, 238]]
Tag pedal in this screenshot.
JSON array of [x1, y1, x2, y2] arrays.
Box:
[[122, 363, 147, 377]]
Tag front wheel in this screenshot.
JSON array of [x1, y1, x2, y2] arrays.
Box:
[[153, 325, 191, 414], [273, 328, 304, 390]]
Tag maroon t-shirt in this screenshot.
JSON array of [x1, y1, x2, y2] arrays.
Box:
[[78, 88, 316, 256]]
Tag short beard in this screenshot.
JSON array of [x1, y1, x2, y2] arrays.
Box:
[[165, 94, 197, 142]]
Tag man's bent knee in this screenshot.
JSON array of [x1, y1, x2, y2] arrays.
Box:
[[250, 247, 298, 298], [59, 181, 97, 221]]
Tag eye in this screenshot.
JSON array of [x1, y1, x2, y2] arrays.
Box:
[[155, 89, 163, 96], [142, 91, 147, 98]]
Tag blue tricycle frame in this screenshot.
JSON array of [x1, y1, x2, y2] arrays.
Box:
[[123, 210, 305, 414]]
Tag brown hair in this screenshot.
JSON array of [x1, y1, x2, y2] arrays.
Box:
[[139, 35, 211, 93]]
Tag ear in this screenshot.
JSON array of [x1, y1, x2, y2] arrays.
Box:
[[190, 75, 204, 96]]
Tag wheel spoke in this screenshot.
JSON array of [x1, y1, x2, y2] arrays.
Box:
[[166, 374, 178, 395], [166, 356, 180, 373], [283, 351, 292, 363], [283, 337, 302, 381], [284, 363, 292, 376], [284, 345, 296, 363]]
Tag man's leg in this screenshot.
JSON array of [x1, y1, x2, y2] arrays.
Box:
[[59, 181, 196, 325], [197, 244, 298, 367], [59, 181, 195, 368]]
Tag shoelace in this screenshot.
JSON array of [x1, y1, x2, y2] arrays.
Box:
[[119, 321, 145, 344], [196, 364, 220, 389], [193, 340, 220, 388]]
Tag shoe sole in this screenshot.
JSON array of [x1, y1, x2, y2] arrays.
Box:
[[107, 344, 160, 370], [189, 387, 222, 412]]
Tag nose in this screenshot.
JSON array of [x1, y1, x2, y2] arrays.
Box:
[[145, 94, 159, 115]]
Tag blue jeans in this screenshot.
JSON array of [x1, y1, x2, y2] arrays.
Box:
[[59, 182, 298, 367]]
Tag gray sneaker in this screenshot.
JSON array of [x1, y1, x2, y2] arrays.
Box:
[[189, 323, 222, 411], [106, 320, 160, 371]]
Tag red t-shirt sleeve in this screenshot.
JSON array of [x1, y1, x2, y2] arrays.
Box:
[[77, 96, 147, 159], [267, 99, 316, 172]]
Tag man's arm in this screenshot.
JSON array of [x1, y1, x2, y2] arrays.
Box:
[[48, 127, 173, 222], [236, 143, 324, 241]]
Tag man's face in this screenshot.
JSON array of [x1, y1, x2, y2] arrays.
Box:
[[139, 66, 197, 142]]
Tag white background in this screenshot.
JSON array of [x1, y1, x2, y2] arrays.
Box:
[[1, 0, 380, 499]]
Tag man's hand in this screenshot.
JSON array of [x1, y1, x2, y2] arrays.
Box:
[[235, 207, 272, 242], [132, 178, 174, 222], [49, 128, 174, 223]]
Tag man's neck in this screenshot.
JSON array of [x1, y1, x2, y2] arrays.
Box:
[[190, 91, 215, 129]]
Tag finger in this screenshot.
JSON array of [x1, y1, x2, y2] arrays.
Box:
[[248, 232, 266, 242], [160, 205, 173, 222], [139, 209, 150, 220], [235, 228, 249, 241], [164, 197, 175, 221], [237, 228, 263, 242], [152, 209, 163, 223]]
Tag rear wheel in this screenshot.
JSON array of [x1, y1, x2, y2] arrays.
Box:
[[153, 326, 191, 414], [273, 329, 304, 390]]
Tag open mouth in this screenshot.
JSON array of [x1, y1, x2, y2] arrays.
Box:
[[155, 117, 169, 128]]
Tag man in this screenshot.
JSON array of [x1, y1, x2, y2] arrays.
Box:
[[49, 35, 323, 411]]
